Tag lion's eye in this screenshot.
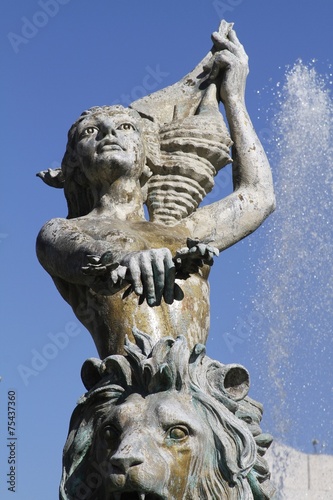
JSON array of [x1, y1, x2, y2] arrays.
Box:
[[82, 126, 98, 136], [103, 425, 119, 443], [168, 426, 189, 441], [117, 122, 135, 131]]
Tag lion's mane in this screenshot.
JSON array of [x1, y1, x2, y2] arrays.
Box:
[[60, 331, 275, 499]]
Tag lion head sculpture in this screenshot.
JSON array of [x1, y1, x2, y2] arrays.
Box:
[[60, 331, 274, 499]]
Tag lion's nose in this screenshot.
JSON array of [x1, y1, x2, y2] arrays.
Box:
[[110, 448, 144, 473]]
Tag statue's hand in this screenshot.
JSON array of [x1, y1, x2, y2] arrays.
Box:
[[174, 238, 219, 277], [81, 242, 217, 305], [120, 248, 176, 306], [208, 27, 249, 104], [82, 252, 120, 276], [81, 252, 128, 294]]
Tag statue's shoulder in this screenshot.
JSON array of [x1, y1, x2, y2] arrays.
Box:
[[37, 217, 95, 251], [38, 217, 78, 236]]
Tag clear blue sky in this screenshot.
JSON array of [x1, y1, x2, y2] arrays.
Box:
[[1, 1, 333, 498]]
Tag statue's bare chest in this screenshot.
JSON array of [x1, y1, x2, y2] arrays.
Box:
[[75, 218, 189, 254]]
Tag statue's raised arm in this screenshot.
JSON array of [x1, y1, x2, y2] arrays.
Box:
[[184, 25, 275, 249], [130, 20, 275, 248]]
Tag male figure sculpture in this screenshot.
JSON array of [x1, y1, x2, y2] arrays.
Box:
[[37, 22, 275, 359]]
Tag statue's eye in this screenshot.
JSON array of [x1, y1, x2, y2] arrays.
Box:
[[102, 425, 119, 444], [82, 126, 98, 136], [117, 122, 136, 131], [168, 426, 189, 441]]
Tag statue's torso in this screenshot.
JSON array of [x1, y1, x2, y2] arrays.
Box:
[[53, 216, 211, 358]]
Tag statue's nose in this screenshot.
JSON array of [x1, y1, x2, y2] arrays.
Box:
[[110, 447, 144, 473], [103, 125, 117, 137]]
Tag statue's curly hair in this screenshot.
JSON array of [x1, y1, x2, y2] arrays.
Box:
[[60, 332, 275, 499]]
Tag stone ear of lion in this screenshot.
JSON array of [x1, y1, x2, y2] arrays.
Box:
[[207, 363, 250, 401], [81, 358, 102, 391]]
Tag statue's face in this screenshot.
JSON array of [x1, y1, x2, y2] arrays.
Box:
[[75, 110, 145, 185], [90, 391, 206, 499]]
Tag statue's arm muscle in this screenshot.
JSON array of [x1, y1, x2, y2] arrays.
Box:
[[183, 28, 275, 251], [36, 218, 114, 285], [185, 99, 275, 251]]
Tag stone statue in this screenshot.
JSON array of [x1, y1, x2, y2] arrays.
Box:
[[37, 20, 276, 499], [60, 332, 275, 499], [36, 21, 275, 358]]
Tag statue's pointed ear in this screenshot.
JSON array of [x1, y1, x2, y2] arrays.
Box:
[[36, 168, 65, 188], [81, 358, 103, 391]]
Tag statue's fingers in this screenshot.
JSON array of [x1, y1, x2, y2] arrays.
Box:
[[127, 258, 143, 296], [175, 246, 188, 257], [163, 253, 176, 304], [81, 265, 107, 276], [228, 30, 247, 57], [81, 266, 92, 274], [196, 244, 207, 256], [228, 28, 240, 46], [140, 253, 156, 306], [110, 269, 119, 284], [187, 246, 199, 256], [202, 245, 219, 259], [209, 51, 234, 80], [116, 265, 127, 280], [187, 245, 205, 259], [207, 245, 219, 257], [211, 31, 224, 48], [211, 31, 233, 52], [216, 50, 236, 67], [208, 249, 216, 260], [104, 262, 120, 272], [151, 254, 165, 306], [86, 254, 101, 264], [110, 266, 127, 285]]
